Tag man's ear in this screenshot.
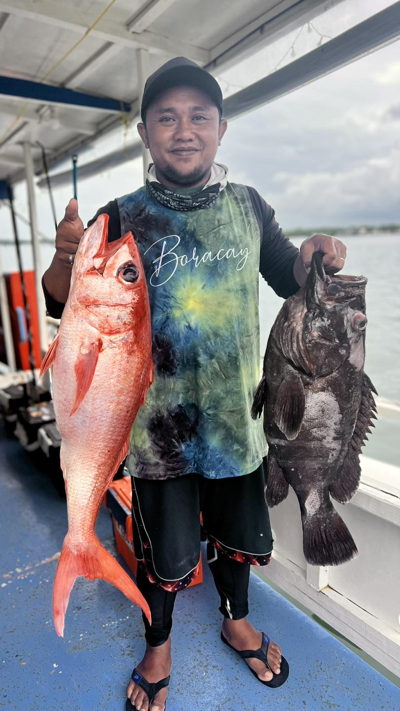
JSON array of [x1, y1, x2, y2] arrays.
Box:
[[137, 122, 149, 149], [218, 119, 228, 143]]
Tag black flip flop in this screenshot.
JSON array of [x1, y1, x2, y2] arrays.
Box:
[[125, 668, 170, 710], [221, 631, 289, 688]]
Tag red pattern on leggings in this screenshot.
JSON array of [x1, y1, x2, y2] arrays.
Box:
[[209, 536, 272, 566]]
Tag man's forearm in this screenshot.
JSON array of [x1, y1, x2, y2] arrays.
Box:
[[293, 254, 308, 287], [42, 253, 72, 305]]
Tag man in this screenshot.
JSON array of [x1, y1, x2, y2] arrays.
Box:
[[43, 57, 346, 711]]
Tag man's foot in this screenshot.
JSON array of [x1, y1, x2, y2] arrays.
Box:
[[126, 638, 171, 711], [221, 618, 281, 683]]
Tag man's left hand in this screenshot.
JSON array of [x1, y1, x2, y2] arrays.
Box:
[[300, 233, 347, 273], [293, 233, 347, 286]]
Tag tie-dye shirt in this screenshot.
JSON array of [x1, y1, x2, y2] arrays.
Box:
[[117, 182, 298, 480], [43, 181, 299, 480]]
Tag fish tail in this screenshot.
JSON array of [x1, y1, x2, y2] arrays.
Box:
[[302, 508, 358, 566], [53, 538, 151, 637]]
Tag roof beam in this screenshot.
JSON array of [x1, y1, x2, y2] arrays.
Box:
[[208, 0, 345, 71], [0, 75, 131, 112], [223, 1, 400, 119], [127, 0, 181, 33], [0, 0, 208, 64], [64, 43, 122, 89], [0, 101, 96, 134]]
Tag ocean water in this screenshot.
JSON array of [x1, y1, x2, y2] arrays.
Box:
[[1, 231, 399, 465]]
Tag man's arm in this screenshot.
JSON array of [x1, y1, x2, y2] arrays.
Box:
[[42, 198, 121, 318]]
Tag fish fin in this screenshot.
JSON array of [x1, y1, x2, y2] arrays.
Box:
[[70, 339, 102, 416], [302, 507, 358, 566], [274, 372, 305, 440], [330, 372, 378, 503], [265, 455, 289, 506], [53, 537, 151, 637], [251, 374, 267, 419], [40, 333, 60, 376]]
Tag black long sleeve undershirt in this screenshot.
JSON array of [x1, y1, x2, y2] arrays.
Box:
[[43, 188, 299, 319]]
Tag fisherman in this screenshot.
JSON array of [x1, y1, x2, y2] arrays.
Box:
[[43, 57, 347, 711]]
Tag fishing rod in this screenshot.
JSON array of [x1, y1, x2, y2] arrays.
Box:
[[7, 184, 37, 389], [37, 141, 58, 232]]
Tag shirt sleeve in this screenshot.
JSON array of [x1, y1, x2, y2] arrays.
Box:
[[247, 187, 300, 298], [42, 199, 121, 318]]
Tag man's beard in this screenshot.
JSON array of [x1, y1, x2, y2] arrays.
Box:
[[156, 162, 211, 188]]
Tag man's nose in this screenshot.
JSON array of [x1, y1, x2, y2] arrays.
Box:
[[174, 118, 195, 140]]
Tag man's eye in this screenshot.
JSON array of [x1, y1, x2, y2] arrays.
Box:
[[159, 116, 174, 123], [193, 115, 207, 122]]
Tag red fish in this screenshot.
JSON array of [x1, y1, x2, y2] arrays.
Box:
[[41, 214, 153, 635]]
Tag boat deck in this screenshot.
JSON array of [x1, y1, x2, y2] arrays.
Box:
[[1, 423, 399, 711]]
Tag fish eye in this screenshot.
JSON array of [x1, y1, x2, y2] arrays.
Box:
[[117, 261, 139, 283], [352, 312, 367, 330]]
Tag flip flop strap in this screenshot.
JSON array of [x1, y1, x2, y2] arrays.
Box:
[[237, 633, 271, 670], [131, 670, 170, 703]]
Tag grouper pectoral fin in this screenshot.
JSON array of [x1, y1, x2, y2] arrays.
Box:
[[265, 454, 289, 506], [274, 371, 305, 440], [70, 339, 102, 416], [329, 372, 378, 503]]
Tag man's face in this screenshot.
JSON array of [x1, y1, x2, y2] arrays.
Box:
[[137, 85, 227, 189]]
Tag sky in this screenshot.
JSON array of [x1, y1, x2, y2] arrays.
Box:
[[6, 0, 400, 239]]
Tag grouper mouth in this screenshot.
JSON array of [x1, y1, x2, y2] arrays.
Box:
[[307, 253, 367, 308]]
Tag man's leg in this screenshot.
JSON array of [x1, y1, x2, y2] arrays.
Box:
[[208, 546, 282, 683], [127, 475, 202, 710], [126, 564, 175, 711], [202, 464, 285, 683]]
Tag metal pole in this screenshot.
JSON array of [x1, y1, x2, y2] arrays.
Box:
[[23, 141, 48, 351], [136, 48, 150, 183], [0, 249, 17, 372]]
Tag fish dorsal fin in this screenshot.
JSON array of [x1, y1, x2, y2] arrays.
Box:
[[40, 333, 60, 376], [329, 372, 377, 503], [274, 371, 305, 440], [70, 339, 102, 416]]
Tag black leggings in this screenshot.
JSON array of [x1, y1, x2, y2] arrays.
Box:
[[137, 542, 251, 647]]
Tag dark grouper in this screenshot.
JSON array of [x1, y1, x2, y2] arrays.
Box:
[[252, 252, 377, 566]]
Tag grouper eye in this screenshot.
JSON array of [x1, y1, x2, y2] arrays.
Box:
[[117, 261, 139, 283], [352, 312, 367, 330]]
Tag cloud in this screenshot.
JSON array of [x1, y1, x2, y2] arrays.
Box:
[[373, 62, 400, 85], [265, 149, 400, 227]]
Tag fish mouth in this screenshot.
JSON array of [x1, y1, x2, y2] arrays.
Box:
[[331, 274, 367, 286]]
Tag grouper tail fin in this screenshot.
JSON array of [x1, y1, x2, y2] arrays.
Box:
[[53, 537, 151, 637], [302, 507, 358, 566]]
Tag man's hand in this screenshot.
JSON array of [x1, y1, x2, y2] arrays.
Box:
[[293, 233, 347, 286], [55, 198, 84, 266], [43, 199, 85, 305], [300, 233, 347, 273]]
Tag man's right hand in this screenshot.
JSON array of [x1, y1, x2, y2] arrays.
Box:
[[55, 198, 84, 266], [43, 198, 85, 305]]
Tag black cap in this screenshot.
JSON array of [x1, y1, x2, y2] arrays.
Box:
[[140, 56, 223, 121]]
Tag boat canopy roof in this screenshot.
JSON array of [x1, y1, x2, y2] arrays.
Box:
[[0, 0, 399, 186]]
